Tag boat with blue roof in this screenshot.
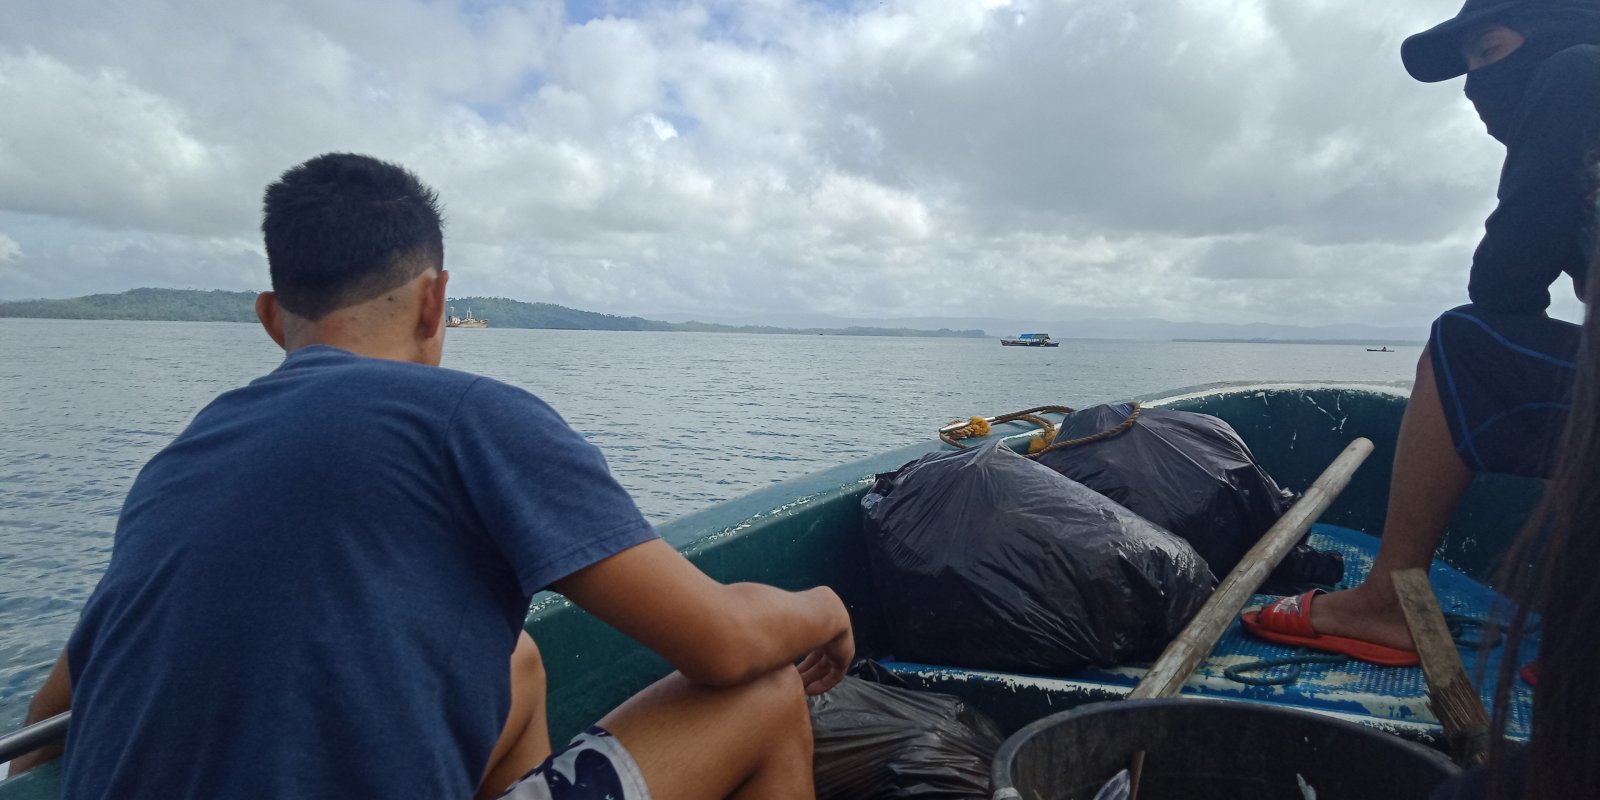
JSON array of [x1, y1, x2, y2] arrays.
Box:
[[1001, 333, 1060, 347]]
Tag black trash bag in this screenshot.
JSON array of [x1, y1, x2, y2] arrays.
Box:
[[1269, 543, 1345, 595], [810, 663, 1004, 799], [862, 444, 1216, 673], [1037, 403, 1342, 588]]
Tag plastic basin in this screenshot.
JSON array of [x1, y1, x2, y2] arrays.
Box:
[[991, 698, 1460, 800]]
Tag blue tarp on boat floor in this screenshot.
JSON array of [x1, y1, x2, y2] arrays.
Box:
[[882, 524, 1537, 740]]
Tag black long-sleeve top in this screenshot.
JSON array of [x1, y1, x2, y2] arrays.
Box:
[[1469, 45, 1600, 313]]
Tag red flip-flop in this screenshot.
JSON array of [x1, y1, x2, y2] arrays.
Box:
[[1521, 662, 1538, 686], [1240, 590, 1420, 668]]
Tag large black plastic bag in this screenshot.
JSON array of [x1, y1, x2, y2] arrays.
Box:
[[862, 444, 1216, 673], [810, 664, 1003, 799], [1037, 403, 1330, 582]]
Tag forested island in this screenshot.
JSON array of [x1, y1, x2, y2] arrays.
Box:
[[0, 288, 262, 322], [0, 288, 987, 339]]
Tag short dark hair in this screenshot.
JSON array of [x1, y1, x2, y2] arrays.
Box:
[[262, 153, 445, 320]]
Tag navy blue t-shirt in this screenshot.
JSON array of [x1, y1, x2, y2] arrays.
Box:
[[61, 346, 657, 799]]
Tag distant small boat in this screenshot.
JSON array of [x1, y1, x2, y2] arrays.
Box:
[[1001, 333, 1060, 347], [447, 307, 488, 329], [1366, 347, 1394, 352]]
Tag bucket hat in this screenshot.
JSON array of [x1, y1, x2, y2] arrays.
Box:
[[1401, 0, 1598, 82]]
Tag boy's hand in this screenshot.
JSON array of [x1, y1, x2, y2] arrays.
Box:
[[797, 625, 854, 695]]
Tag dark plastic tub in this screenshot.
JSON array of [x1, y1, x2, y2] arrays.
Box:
[[992, 698, 1459, 800]]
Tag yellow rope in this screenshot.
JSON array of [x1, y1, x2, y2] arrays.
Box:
[[1032, 404, 1141, 457], [944, 416, 992, 440], [1027, 424, 1057, 455], [939, 404, 1140, 458]]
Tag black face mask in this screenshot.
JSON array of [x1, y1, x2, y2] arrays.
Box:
[[1462, 15, 1600, 143], [1463, 41, 1551, 143]]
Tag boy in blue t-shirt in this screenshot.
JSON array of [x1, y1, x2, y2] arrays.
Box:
[[13, 153, 854, 800]]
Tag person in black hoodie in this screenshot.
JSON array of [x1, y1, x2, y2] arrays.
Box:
[[1432, 173, 1600, 800], [1244, 0, 1600, 667]]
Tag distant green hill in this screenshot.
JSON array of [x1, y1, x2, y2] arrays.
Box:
[[0, 289, 987, 338], [447, 297, 673, 331], [0, 288, 260, 322], [449, 296, 985, 337]]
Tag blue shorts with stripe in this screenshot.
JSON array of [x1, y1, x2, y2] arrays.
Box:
[[1429, 304, 1581, 478]]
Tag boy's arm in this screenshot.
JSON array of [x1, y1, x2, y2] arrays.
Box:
[[10, 648, 71, 774], [553, 539, 854, 695]]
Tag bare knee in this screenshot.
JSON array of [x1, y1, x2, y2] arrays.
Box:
[[757, 663, 805, 701], [748, 666, 810, 739], [479, 633, 552, 800], [511, 632, 545, 694]]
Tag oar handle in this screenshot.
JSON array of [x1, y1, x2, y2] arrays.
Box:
[[1130, 437, 1375, 700], [0, 711, 69, 766]]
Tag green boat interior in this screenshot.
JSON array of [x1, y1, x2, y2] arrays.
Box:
[[0, 381, 1546, 797]]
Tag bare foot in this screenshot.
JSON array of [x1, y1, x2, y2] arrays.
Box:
[[1305, 586, 1417, 653]]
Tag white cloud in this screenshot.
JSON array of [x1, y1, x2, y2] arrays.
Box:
[[0, 50, 233, 234], [0, 0, 1552, 328], [0, 233, 20, 263]]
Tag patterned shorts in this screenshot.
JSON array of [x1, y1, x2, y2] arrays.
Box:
[[496, 727, 650, 800]]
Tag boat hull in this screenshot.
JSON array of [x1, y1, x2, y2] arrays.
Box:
[[529, 381, 1541, 745], [0, 382, 1544, 797]]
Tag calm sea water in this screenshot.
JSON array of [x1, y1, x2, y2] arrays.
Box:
[[0, 318, 1419, 729]]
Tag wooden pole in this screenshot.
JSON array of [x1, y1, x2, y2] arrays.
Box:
[[1126, 437, 1375, 798], [1393, 568, 1491, 767]]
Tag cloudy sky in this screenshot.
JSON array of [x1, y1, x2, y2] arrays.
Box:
[[0, 0, 1584, 328]]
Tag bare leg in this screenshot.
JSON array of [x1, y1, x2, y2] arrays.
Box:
[[596, 667, 813, 800], [1308, 349, 1474, 650], [478, 633, 552, 800]]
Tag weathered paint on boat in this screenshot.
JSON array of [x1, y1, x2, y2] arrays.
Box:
[[0, 381, 1544, 797]]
